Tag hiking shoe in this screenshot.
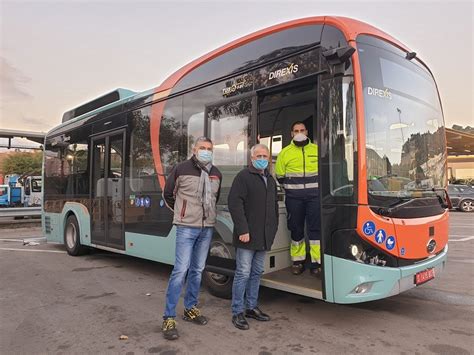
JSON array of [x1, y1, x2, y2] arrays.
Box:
[[162, 318, 179, 340], [291, 263, 305, 275], [183, 306, 208, 325]]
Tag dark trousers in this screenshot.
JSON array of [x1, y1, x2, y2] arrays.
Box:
[[285, 194, 321, 266]]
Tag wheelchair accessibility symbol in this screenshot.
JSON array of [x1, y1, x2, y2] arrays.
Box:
[[363, 221, 376, 236]]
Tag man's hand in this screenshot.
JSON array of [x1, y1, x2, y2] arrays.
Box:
[[239, 233, 250, 243]]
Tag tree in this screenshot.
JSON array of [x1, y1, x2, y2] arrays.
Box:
[[1, 151, 43, 176]]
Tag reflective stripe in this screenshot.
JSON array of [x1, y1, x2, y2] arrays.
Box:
[[283, 182, 319, 189], [286, 172, 319, 178], [310, 242, 321, 264], [291, 240, 306, 261], [292, 255, 306, 261]]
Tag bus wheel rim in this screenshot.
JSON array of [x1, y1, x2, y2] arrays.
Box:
[[208, 241, 231, 284], [66, 223, 77, 249]]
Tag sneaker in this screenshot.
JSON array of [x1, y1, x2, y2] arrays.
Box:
[[183, 306, 208, 325], [162, 318, 179, 340], [245, 307, 270, 321], [232, 313, 249, 330], [291, 263, 305, 275]]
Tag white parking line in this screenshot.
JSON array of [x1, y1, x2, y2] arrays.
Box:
[[0, 237, 45, 243], [449, 236, 474, 242], [0, 247, 65, 253]]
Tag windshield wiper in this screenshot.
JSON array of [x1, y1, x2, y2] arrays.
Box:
[[378, 198, 414, 216]]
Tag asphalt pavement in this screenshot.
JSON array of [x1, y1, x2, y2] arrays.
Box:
[[0, 212, 473, 354]]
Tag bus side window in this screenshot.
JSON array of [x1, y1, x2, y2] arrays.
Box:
[[259, 135, 282, 171], [207, 97, 252, 204], [187, 112, 204, 157], [129, 107, 162, 192]]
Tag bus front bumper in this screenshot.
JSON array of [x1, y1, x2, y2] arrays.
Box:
[[328, 245, 448, 304]]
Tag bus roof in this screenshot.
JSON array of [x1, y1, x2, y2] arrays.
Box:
[[152, 16, 410, 98], [49, 16, 411, 137]]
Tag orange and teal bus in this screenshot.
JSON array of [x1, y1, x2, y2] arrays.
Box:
[[43, 16, 449, 303]]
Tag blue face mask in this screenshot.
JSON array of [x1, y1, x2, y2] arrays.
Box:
[[252, 158, 268, 170], [197, 149, 213, 163]]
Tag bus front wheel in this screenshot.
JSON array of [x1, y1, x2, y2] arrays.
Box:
[[64, 214, 88, 256], [203, 239, 234, 299]]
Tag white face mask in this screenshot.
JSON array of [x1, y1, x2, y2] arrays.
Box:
[[293, 133, 307, 142]]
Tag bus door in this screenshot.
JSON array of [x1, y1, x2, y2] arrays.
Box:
[[256, 77, 325, 299], [90, 131, 125, 250]]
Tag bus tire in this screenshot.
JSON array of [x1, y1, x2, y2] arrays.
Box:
[[64, 214, 88, 256], [203, 238, 234, 300]]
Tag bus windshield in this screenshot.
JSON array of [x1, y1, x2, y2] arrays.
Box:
[[358, 38, 446, 205]]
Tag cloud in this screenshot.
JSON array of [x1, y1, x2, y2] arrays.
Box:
[[20, 115, 45, 128], [0, 57, 33, 103]]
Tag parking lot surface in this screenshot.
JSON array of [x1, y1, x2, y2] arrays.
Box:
[[1, 213, 473, 354]]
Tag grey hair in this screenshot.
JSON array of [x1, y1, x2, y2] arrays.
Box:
[[250, 143, 269, 156], [193, 136, 213, 148]]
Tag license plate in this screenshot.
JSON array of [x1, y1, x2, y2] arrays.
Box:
[[415, 268, 435, 285]]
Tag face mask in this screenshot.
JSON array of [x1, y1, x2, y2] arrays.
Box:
[[252, 159, 268, 170], [293, 133, 307, 142], [197, 150, 213, 163]]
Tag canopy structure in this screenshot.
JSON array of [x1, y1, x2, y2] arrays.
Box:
[[446, 127, 474, 156], [0, 129, 45, 149]]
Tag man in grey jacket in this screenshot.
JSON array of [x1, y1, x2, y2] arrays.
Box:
[[161, 136, 222, 340]]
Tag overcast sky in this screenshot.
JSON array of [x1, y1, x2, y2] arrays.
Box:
[[1, 0, 473, 136]]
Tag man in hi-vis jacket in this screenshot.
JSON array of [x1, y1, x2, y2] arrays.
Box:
[[275, 121, 321, 276], [161, 136, 222, 340]]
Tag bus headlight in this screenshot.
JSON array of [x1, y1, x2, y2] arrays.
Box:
[[349, 244, 369, 263], [349, 244, 363, 260]]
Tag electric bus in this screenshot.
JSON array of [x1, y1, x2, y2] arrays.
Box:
[[42, 16, 449, 303]]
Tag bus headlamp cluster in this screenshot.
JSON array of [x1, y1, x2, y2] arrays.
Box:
[[349, 244, 365, 261], [349, 244, 387, 266]]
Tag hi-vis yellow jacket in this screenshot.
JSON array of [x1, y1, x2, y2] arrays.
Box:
[[275, 140, 319, 198]]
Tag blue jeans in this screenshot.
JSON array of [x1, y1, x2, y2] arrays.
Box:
[[163, 226, 213, 318], [231, 248, 266, 315]]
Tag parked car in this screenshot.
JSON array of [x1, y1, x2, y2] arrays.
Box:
[[447, 184, 474, 212]]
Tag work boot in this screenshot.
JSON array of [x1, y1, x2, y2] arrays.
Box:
[[183, 306, 208, 325], [245, 307, 271, 321], [162, 318, 179, 340], [232, 313, 249, 330], [310, 267, 322, 278], [291, 263, 305, 275]]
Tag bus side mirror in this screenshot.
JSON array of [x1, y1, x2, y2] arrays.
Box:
[[322, 46, 356, 76]]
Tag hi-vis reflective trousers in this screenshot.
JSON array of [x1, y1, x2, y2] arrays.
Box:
[[285, 195, 321, 266]]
